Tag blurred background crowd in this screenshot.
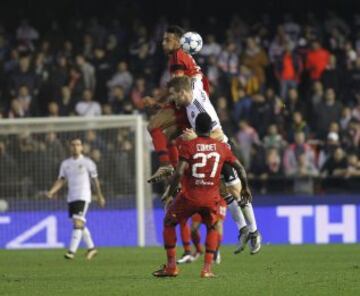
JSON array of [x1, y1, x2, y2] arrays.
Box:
[[1, 0, 360, 196]]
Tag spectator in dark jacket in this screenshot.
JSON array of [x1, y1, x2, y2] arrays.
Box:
[[314, 88, 342, 139], [321, 54, 340, 95], [51, 55, 69, 98], [92, 48, 112, 104], [10, 54, 39, 97], [287, 111, 310, 143], [249, 93, 273, 138]]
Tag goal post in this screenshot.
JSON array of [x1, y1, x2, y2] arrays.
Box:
[[0, 115, 156, 248], [135, 115, 145, 247]]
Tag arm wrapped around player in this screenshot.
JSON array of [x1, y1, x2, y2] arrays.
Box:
[[232, 159, 253, 203]]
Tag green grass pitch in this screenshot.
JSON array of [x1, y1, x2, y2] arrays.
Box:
[[0, 245, 359, 296]]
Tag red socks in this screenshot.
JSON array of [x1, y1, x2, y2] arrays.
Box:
[[164, 225, 177, 269], [180, 222, 191, 253], [150, 128, 170, 164], [204, 227, 218, 271]]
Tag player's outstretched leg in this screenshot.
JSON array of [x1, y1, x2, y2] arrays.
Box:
[[240, 202, 261, 254], [153, 215, 179, 277], [147, 109, 177, 183], [147, 128, 174, 183], [176, 221, 193, 264]]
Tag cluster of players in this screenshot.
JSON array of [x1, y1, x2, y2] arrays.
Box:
[[147, 26, 261, 278], [46, 25, 261, 278]]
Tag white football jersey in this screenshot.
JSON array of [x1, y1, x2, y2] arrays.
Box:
[[186, 79, 228, 143], [59, 155, 98, 203]]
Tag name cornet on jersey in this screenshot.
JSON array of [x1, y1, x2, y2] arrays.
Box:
[[196, 144, 217, 152]]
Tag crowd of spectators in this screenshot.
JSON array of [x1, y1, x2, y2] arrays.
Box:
[[1, 11, 360, 195]]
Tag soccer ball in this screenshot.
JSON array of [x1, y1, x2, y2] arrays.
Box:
[[180, 32, 203, 55]]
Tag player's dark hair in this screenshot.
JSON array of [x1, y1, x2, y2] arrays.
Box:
[[195, 112, 213, 135], [166, 25, 185, 38], [167, 76, 192, 92]]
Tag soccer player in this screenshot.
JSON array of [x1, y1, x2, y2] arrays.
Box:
[[166, 76, 261, 255], [146, 25, 210, 262], [47, 138, 106, 260], [152, 113, 252, 278], [147, 25, 209, 182]]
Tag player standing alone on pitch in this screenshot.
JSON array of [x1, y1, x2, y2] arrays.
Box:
[[47, 138, 106, 260], [153, 113, 252, 278]]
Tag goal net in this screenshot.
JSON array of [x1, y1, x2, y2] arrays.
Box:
[[0, 115, 157, 248]]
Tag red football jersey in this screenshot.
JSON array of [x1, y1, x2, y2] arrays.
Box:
[[178, 136, 237, 203], [169, 48, 202, 77]]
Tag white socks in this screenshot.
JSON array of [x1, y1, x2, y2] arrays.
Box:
[[241, 203, 258, 233], [69, 228, 83, 253], [82, 227, 95, 249], [228, 199, 247, 230]]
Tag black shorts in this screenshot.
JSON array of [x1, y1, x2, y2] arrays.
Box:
[[68, 200, 89, 221], [221, 140, 241, 186], [221, 162, 240, 186]]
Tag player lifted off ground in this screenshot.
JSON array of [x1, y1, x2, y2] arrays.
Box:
[[153, 113, 252, 278], [47, 138, 106, 260], [147, 25, 209, 181], [167, 76, 261, 255], [148, 26, 260, 256], [146, 25, 211, 261]]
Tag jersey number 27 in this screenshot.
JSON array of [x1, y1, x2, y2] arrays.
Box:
[[192, 152, 220, 178]]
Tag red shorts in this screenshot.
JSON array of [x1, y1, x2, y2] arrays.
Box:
[[165, 193, 221, 227], [163, 103, 190, 131], [191, 198, 227, 223]]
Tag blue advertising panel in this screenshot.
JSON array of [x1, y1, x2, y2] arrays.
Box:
[[1, 199, 359, 249]]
